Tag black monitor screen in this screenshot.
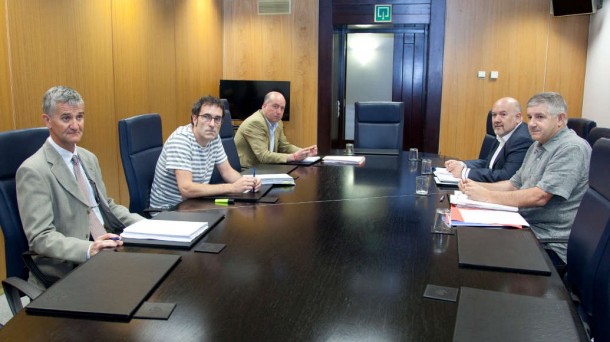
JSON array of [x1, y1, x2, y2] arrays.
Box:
[[219, 80, 290, 121], [552, 0, 596, 16]]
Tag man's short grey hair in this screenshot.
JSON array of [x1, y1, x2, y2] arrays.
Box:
[[42, 86, 84, 116], [526, 92, 567, 117]]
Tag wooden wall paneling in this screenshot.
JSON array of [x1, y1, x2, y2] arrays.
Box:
[[0, 0, 5, 278], [223, 0, 264, 79], [174, 0, 223, 123], [317, 1, 333, 152], [7, 0, 118, 194], [288, 0, 318, 147], [439, 0, 548, 160], [112, 0, 178, 205], [0, 0, 13, 132], [223, 0, 319, 148], [545, 15, 589, 118]]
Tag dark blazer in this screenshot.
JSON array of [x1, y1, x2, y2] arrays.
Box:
[[465, 123, 533, 182], [16, 141, 143, 283]]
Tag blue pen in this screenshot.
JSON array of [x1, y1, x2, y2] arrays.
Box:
[[252, 167, 256, 193], [109, 237, 120, 241]]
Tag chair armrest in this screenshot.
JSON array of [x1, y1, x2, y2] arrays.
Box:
[[2, 277, 43, 315], [22, 251, 57, 288]]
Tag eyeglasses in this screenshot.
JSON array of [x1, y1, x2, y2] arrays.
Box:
[[197, 113, 223, 125]]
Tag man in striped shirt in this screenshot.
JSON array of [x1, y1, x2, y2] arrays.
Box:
[[150, 96, 261, 208]]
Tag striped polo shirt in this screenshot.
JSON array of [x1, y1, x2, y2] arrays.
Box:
[[150, 124, 227, 208]]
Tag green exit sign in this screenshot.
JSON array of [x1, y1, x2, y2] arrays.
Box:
[[374, 5, 392, 23]]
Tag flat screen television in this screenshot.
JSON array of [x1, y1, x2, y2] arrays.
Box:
[[219, 80, 290, 121]]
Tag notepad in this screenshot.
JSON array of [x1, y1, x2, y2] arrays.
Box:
[[322, 155, 366, 165], [121, 220, 208, 243], [256, 173, 295, 186], [433, 167, 460, 185], [291, 156, 321, 165]]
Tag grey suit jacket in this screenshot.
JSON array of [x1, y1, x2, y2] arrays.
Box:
[[234, 110, 299, 168], [16, 140, 143, 281]]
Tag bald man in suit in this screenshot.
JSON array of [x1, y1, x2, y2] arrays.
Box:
[[234, 91, 317, 168], [16, 86, 143, 285]]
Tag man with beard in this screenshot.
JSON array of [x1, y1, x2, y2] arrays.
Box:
[[445, 97, 532, 182], [150, 96, 260, 209]]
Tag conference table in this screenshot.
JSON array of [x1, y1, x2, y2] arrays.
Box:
[[0, 153, 587, 341]]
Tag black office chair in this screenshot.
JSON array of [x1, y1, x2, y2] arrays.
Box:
[[486, 110, 494, 136], [563, 138, 610, 339], [118, 113, 163, 216], [210, 99, 241, 184], [567, 118, 597, 141], [0, 128, 55, 315], [354, 101, 404, 150], [587, 127, 610, 147], [592, 215, 610, 342], [478, 134, 496, 159], [0, 128, 49, 281], [2, 277, 43, 315]]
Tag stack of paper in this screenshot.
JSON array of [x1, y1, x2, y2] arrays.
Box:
[[121, 220, 208, 242], [449, 191, 528, 228], [322, 155, 366, 165], [450, 191, 518, 212], [433, 167, 460, 185], [256, 173, 295, 186]]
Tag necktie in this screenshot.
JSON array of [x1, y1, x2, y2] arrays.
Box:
[[72, 156, 107, 239]]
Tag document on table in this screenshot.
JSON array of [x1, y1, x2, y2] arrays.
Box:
[[121, 219, 209, 242], [322, 155, 366, 165], [450, 191, 518, 212], [450, 206, 529, 228], [256, 173, 295, 186], [303, 156, 321, 163], [433, 167, 460, 185]]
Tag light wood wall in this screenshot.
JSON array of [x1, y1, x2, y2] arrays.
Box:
[[222, 0, 319, 148], [440, 0, 589, 159]]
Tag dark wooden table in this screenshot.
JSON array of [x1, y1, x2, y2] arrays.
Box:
[[0, 153, 587, 341]]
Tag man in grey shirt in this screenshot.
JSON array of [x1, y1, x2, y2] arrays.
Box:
[[459, 92, 591, 267]]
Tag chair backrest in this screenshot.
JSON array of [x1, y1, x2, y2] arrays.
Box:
[[567, 118, 597, 141], [486, 110, 494, 136], [0, 127, 49, 279], [210, 99, 241, 184], [118, 113, 163, 215], [566, 138, 610, 331], [587, 127, 610, 147], [478, 134, 496, 159], [354, 101, 405, 150], [592, 213, 610, 342]]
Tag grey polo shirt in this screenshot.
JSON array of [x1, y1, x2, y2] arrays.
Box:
[[509, 126, 591, 263]]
